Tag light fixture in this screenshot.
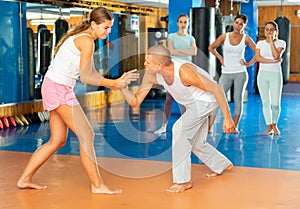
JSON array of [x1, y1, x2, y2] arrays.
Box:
[[296, 10, 300, 17]]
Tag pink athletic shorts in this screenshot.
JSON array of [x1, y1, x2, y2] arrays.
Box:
[[42, 76, 80, 111]]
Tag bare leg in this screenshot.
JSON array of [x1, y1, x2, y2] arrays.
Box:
[[57, 105, 121, 194], [272, 123, 280, 135], [17, 111, 68, 190], [167, 182, 193, 193], [206, 164, 233, 177], [263, 124, 274, 136]]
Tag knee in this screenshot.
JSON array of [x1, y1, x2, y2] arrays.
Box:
[[49, 138, 67, 150], [271, 105, 279, 111]]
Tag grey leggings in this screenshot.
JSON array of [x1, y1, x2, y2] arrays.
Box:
[[218, 72, 248, 115]]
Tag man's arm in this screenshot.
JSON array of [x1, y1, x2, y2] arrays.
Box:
[[121, 70, 156, 108]]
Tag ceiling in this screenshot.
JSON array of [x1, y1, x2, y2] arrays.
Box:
[[114, 0, 300, 7], [25, 0, 300, 20]]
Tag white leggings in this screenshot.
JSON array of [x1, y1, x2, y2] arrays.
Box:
[[172, 101, 232, 184], [257, 70, 282, 125]]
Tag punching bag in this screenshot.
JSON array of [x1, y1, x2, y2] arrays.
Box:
[[275, 16, 290, 85], [214, 12, 225, 81], [27, 27, 35, 100], [54, 18, 68, 46], [190, 7, 216, 75], [38, 26, 51, 76]]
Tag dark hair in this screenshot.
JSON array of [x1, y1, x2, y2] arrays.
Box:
[[234, 14, 248, 24], [176, 14, 189, 22], [265, 21, 279, 39], [54, 7, 113, 55]]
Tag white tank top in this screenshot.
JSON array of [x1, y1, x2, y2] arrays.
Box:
[[156, 59, 216, 106], [222, 33, 247, 74], [45, 34, 91, 88]]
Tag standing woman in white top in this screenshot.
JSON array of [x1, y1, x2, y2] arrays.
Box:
[[208, 14, 256, 133], [256, 21, 285, 135], [155, 14, 197, 134], [17, 7, 138, 194]]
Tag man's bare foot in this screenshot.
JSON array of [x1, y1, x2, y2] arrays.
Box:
[[206, 164, 233, 177], [166, 182, 193, 193], [91, 184, 122, 194], [17, 179, 47, 190]]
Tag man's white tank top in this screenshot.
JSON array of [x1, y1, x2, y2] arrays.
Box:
[[222, 33, 247, 74], [45, 34, 91, 88], [156, 59, 216, 106]]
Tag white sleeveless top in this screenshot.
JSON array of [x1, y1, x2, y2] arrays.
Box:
[[46, 34, 91, 88], [156, 59, 216, 106], [222, 33, 247, 74]]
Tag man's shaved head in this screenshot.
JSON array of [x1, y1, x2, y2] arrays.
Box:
[[147, 45, 172, 66]]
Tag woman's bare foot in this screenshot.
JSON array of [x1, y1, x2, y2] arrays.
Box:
[[91, 184, 122, 194], [272, 124, 281, 135], [166, 182, 193, 193], [232, 127, 239, 134], [17, 179, 47, 190], [263, 129, 274, 136], [206, 164, 233, 177]]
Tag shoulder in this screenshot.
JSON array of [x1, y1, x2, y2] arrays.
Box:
[[276, 39, 286, 47], [256, 40, 264, 48], [74, 34, 94, 51], [168, 33, 177, 38]]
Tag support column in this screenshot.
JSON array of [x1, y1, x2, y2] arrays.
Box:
[[241, 0, 258, 94]]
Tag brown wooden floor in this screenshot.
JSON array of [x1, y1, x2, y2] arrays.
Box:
[[1, 150, 300, 209]]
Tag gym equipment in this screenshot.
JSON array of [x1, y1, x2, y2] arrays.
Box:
[[146, 89, 157, 99], [27, 27, 36, 100], [24, 114, 33, 124], [214, 11, 225, 81], [1, 117, 10, 128], [7, 116, 17, 127], [13, 116, 24, 126], [54, 18, 69, 46], [190, 7, 216, 74], [37, 25, 51, 76], [148, 28, 168, 47], [275, 16, 290, 85], [19, 115, 29, 126], [37, 112, 45, 122]]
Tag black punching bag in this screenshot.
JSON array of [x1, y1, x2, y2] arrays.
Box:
[[190, 7, 216, 75], [27, 27, 35, 100], [38, 27, 51, 76], [54, 18, 69, 46], [275, 16, 290, 85], [214, 12, 225, 81]]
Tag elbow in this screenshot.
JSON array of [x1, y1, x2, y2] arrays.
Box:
[[128, 97, 141, 108], [130, 100, 140, 108], [80, 76, 88, 84]]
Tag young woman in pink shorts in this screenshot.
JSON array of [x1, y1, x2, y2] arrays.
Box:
[[17, 7, 138, 194]]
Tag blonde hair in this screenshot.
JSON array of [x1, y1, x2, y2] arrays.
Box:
[[54, 7, 113, 55]]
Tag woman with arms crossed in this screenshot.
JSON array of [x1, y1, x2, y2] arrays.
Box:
[[155, 14, 197, 134]]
